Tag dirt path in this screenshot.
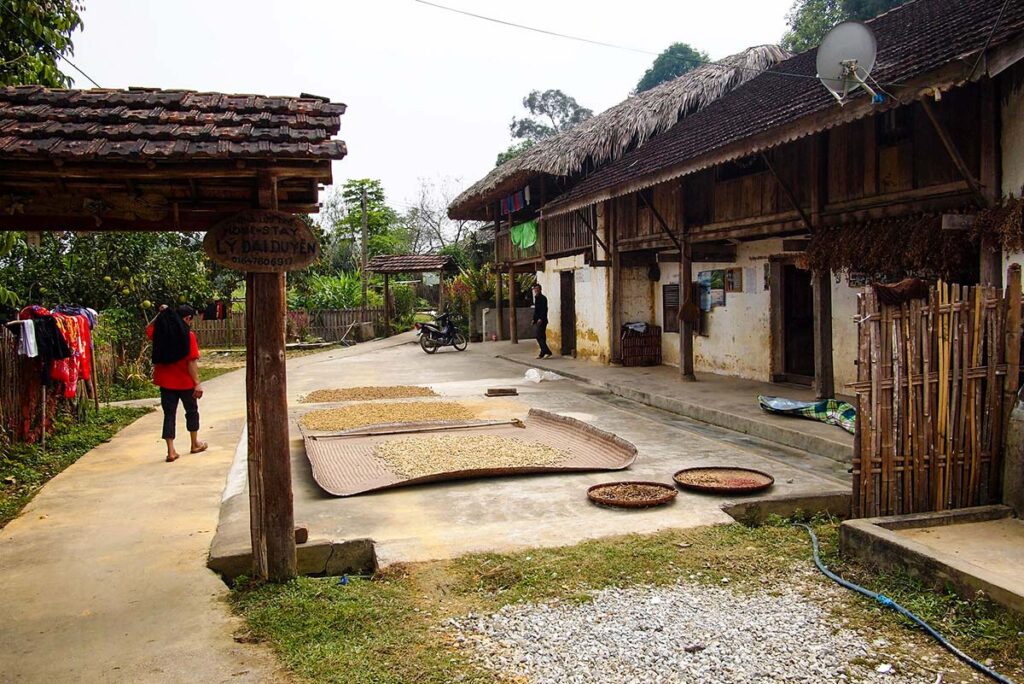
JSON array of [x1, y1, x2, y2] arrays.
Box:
[[0, 334, 414, 683]]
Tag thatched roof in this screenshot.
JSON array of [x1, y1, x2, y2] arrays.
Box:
[[448, 45, 790, 220]]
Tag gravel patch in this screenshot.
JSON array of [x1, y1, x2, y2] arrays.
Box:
[[450, 582, 948, 683], [374, 434, 564, 478]]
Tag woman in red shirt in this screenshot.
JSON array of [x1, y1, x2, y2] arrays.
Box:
[[146, 304, 207, 462]]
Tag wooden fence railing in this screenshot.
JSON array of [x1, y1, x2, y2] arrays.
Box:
[[0, 326, 59, 444], [851, 267, 1022, 518], [191, 308, 383, 348]]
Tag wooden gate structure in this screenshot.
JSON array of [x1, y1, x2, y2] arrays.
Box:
[[851, 265, 1022, 518], [0, 86, 348, 582]]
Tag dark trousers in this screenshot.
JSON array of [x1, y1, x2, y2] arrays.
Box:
[[160, 388, 200, 440], [534, 321, 553, 356]]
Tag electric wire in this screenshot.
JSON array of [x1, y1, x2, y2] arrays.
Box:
[[413, 0, 829, 84], [0, 0, 100, 88], [796, 524, 1015, 684]]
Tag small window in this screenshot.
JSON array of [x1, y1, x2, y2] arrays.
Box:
[[662, 284, 680, 333]]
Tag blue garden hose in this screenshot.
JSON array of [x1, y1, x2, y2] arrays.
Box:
[[797, 524, 1015, 684]]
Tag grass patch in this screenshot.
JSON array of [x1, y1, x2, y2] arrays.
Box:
[[0, 405, 151, 527], [231, 518, 1024, 683]]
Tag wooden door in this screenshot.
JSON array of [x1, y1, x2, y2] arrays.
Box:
[[782, 264, 815, 383], [560, 271, 576, 356]]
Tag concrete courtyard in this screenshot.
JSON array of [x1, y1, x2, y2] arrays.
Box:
[[211, 334, 851, 572]]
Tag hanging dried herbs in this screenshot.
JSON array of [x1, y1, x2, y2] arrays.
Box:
[[806, 213, 978, 283], [973, 193, 1024, 252]]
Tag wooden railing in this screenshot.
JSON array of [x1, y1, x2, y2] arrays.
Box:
[[495, 227, 543, 265], [544, 207, 594, 257]]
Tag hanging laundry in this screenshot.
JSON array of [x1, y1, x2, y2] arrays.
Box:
[[500, 187, 530, 216], [202, 300, 230, 320], [10, 319, 39, 358], [510, 219, 538, 249]]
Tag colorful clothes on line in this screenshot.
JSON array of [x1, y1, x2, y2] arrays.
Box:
[[757, 395, 856, 434], [18, 305, 93, 398], [500, 186, 531, 215]]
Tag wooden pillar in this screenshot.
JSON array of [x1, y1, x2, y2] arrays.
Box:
[[610, 200, 622, 364], [437, 270, 445, 313], [508, 264, 518, 344], [495, 265, 505, 341], [383, 273, 391, 334], [812, 271, 835, 399], [678, 183, 694, 381], [246, 172, 296, 582], [980, 78, 1003, 287]]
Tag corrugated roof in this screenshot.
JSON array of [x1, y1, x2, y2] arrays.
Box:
[[0, 86, 347, 161], [543, 0, 1024, 216], [367, 254, 451, 273]]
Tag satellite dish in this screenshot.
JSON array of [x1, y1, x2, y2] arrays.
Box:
[[816, 21, 879, 105]]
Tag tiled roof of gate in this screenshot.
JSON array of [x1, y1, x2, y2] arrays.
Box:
[[368, 254, 452, 273], [0, 86, 347, 161], [544, 0, 1024, 214]]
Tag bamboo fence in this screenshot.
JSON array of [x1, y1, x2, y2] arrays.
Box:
[[192, 308, 383, 348], [851, 267, 1022, 518]]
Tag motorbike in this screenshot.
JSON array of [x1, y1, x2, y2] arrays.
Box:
[[416, 312, 468, 354]]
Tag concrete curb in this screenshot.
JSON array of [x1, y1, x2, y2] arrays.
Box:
[[721, 492, 852, 525], [840, 505, 1023, 614], [496, 354, 853, 463]]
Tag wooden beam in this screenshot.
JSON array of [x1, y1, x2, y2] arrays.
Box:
[[610, 200, 623, 364], [495, 204, 506, 340], [0, 159, 333, 181], [383, 273, 391, 335], [979, 78, 1003, 286], [574, 207, 609, 254], [1003, 264, 1022, 448], [508, 264, 518, 344], [812, 270, 835, 399], [678, 183, 695, 381], [919, 97, 988, 209], [769, 261, 785, 381], [761, 152, 813, 232], [246, 171, 296, 582]]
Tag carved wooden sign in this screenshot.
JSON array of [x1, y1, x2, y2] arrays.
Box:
[[204, 210, 319, 272]]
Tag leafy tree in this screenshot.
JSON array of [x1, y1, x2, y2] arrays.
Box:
[[0, 0, 84, 88], [317, 179, 410, 272], [780, 0, 908, 53], [509, 89, 592, 143], [495, 139, 534, 166], [635, 43, 709, 93]]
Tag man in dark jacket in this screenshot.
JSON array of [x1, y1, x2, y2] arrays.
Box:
[[532, 283, 553, 359]]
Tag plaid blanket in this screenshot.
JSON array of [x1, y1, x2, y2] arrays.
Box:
[[758, 395, 856, 434]]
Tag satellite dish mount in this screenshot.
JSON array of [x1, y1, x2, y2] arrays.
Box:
[[816, 21, 881, 106]]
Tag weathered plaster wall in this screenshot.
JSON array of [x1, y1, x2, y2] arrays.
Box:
[[831, 278, 860, 394], [691, 239, 781, 381], [535, 255, 612, 362], [1001, 64, 1024, 283], [621, 266, 655, 324]]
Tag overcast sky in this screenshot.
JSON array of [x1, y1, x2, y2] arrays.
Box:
[[70, 0, 794, 211]]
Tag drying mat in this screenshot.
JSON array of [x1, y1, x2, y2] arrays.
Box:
[[587, 481, 677, 509], [301, 408, 637, 497], [673, 467, 775, 495]]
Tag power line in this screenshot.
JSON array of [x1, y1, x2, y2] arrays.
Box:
[[967, 0, 1011, 80], [413, 0, 828, 84], [413, 0, 656, 55], [0, 0, 100, 88]]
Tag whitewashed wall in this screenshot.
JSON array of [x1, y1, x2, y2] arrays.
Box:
[[831, 278, 860, 393], [535, 254, 613, 362]]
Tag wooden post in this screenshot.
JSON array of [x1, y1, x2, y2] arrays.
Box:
[[245, 171, 296, 582], [437, 270, 445, 313], [610, 200, 622, 364], [496, 265, 505, 341], [383, 273, 391, 335], [1004, 264, 1022, 431], [980, 79, 1003, 286], [812, 270, 835, 399], [678, 184, 694, 380], [508, 264, 518, 344]]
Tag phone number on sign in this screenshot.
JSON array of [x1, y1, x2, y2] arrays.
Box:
[[228, 255, 296, 267]]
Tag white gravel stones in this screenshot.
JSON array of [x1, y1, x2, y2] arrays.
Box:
[[451, 582, 937, 683]]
